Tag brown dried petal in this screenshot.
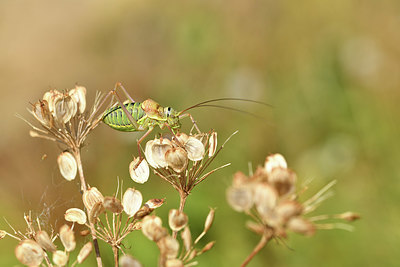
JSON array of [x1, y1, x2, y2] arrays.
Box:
[[227, 186, 254, 212], [53, 250, 68, 266], [129, 157, 150, 184], [145, 198, 165, 209], [200, 241, 215, 254], [15, 239, 44, 266], [104, 196, 123, 214], [165, 147, 188, 173], [168, 209, 188, 232], [119, 254, 143, 267], [64, 208, 87, 225], [77, 242, 93, 264], [83, 187, 104, 211], [338, 212, 361, 221], [59, 224, 76, 252], [36, 230, 56, 252], [123, 188, 143, 217], [57, 152, 77, 181], [184, 137, 205, 161]]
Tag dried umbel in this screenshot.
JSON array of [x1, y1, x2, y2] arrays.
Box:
[[15, 239, 44, 266]]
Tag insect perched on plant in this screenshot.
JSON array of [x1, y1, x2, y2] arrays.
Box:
[[101, 82, 269, 155]]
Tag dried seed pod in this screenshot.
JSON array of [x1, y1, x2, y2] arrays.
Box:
[[204, 208, 215, 233], [174, 132, 189, 145], [208, 131, 217, 157], [119, 254, 143, 267], [264, 153, 288, 173], [36, 230, 56, 252], [253, 183, 278, 218], [129, 157, 150, 184], [150, 138, 173, 168], [77, 242, 92, 264], [268, 168, 297, 196], [226, 185, 254, 212], [31, 100, 52, 127], [69, 86, 86, 114], [141, 216, 167, 242], [53, 250, 68, 266], [165, 259, 184, 267], [103, 196, 123, 214], [123, 188, 143, 217], [89, 202, 105, 223], [83, 187, 104, 211], [338, 212, 361, 221], [232, 171, 249, 186], [200, 241, 215, 254], [168, 209, 188, 232], [180, 226, 192, 252], [287, 217, 316, 236], [144, 140, 157, 168], [276, 201, 303, 222], [59, 224, 76, 252], [43, 89, 63, 114], [65, 208, 87, 225], [184, 137, 205, 161], [57, 152, 77, 181], [165, 147, 188, 173], [0, 230, 6, 239], [158, 236, 179, 260], [145, 198, 165, 209], [53, 95, 77, 124], [15, 239, 44, 266]]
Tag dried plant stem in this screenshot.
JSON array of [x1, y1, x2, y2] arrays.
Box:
[[113, 246, 119, 267], [240, 232, 271, 267], [172, 191, 188, 239], [73, 149, 103, 267]]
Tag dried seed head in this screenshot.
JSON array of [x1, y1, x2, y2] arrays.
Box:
[[89, 202, 105, 223], [53, 95, 77, 124], [77, 241, 92, 264], [65, 208, 87, 225], [287, 217, 316, 236], [129, 157, 150, 184], [180, 226, 192, 252], [253, 183, 278, 218], [264, 153, 287, 173], [268, 168, 297, 196], [104, 196, 123, 214], [165, 147, 188, 173], [15, 239, 44, 266], [69, 86, 87, 114], [165, 259, 184, 267], [168, 209, 188, 232], [119, 254, 143, 267], [338, 212, 361, 221], [59, 224, 76, 252], [184, 137, 205, 161], [226, 186, 254, 212], [31, 100, 52, 127], [123, 188, 143, 217], [276, 201, 303, 222], [53, 250, 68, 266], [204, 208, 215, 233], [208, 131, 218, 157], [149, 138, 173, 168], [57, 152, 77, 181], [83, 187, 104, 211], [141, 216, 167, 242], [43, 89, 63, 114], [158, 236, 180, 260], [36, 230, 56, 252]]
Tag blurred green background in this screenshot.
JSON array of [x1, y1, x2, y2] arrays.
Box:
[[0, 0, 398, 266]]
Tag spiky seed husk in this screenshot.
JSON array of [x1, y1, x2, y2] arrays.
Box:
[[287, 217, 316, 236], [181, 226, 192, 252], [264, 153, 288, 173], [253, 183, 278, 218], [123, 188, 143, 217], [64, 208, 87, 225], [15, 239, 44, 266], [165, 147, 188, 173], [129, 157, 150, 184], [119, 254, 143, 267], [168, 209, 188, 232], [208, 131, 217, 157], [268, 168, 297, 196], [53, 95, 77, 124], [165, 259, 184, 267], [141, 216, 167, 242], [77, 242, 93, 264], [184, 137, 205, 161], [103, 196, 123, 214], [83, 187, 104, 211], [69, 86, 87, 114], [59, 224, 76, 252], [53, 250, 68, 266], [158, 236, 179, 260], [226, 185, 254, 212], [89, 202, 105, 223], [36, 230, 56, 252], [57, 152, 77, 181]]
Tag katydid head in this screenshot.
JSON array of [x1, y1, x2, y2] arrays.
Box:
[[164, 106, 181, 129]]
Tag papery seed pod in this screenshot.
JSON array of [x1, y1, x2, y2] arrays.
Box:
[[119, 254, 143, 267], [144, 140, 157, 168], [83, 187, 104, 211], [208, 131, 217, 157], [150, 138, 173, 168], [123, 188, 143, 217], [31, 100, 52, 127], [43, 90, 63, 114], [264, 153, 288, 173], [174, 132, 189, 145], [80, 229, 90, 236], [287, 217, 316, 236], [36, 230, 56, 252], [165, 259, 184, 267], [145, 198, 165, 209], [226, 186, 254, 212], [57, 152, 77, 181], [15, 239, 44, 266], [53, 250, 68, 266], [232, 171, 249, 186], [158, 236, 179, 260], [53, 95, 77, 124], [253, 183, 278, 218], [180, 226, 192, 252], [141, 216, 167, 242], [184, 137, 205, 161], [204, 208, 215, 233], [0, 230, 6, 239], [65, 208, 87, 225], [133, 206, 151, 220], [129, 157, 150, 184], [200, 241, 215, 254], [338, 212, 361, 221], [165, 147, 188, 173], [89, 202, 105, 223], [168, 209, 188, 232], [253, 166, 269, 182], [59, 224, 76, 252], [276, 201, 303, 222], [77, 242, 92, 264], [104, 196, 123, 214], [186, 250, 197, 262], [268, 168, 297, 196], [69, 86, 86, 114]]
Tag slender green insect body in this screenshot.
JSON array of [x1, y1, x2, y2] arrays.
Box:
[[103, 102, 145, 132]]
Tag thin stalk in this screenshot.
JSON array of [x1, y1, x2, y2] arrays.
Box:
[[240, 232, 271, 267], [113, 246, 119, 267], [172, 191, 188, 239]]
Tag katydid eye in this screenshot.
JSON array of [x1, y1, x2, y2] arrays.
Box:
[[166, 107, 172, 117]]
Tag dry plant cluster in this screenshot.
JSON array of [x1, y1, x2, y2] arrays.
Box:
[[1, 85, 359, 266]]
